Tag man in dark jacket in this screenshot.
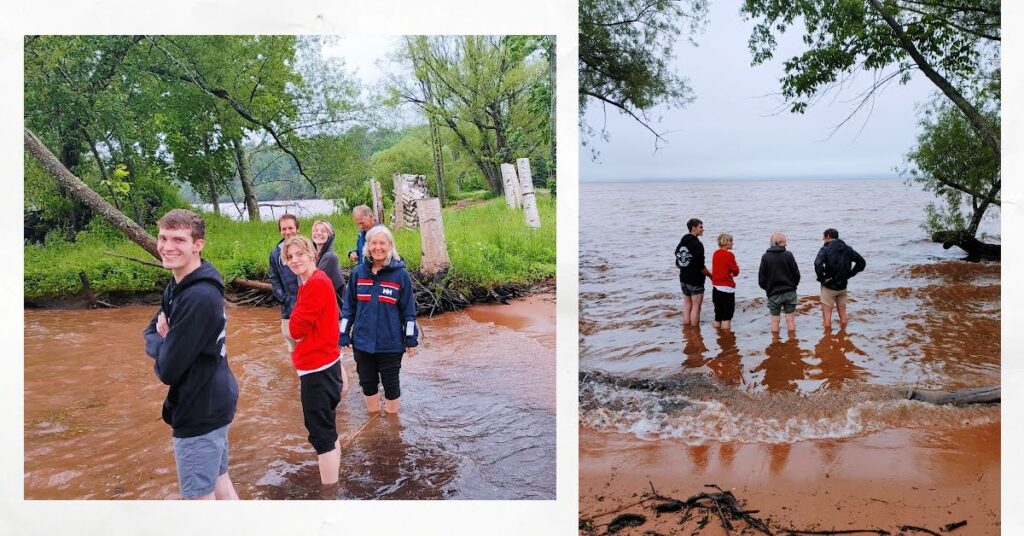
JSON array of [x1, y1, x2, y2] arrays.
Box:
[[348, 205, 382, 264], [269, 214, 300, 351], [143, 209, 239, 500], [814, 228, 866, 329], [675, 218, 712, 327], [758, 232, 801, 333]]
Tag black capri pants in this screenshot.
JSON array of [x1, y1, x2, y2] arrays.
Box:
[[299, 360, 342, 455], [352, 348, 404, 400], [712, 288, 736, 322]]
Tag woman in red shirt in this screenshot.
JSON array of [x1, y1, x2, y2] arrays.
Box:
[[283, 235, 342, 486], [711, 233, 740, 330]]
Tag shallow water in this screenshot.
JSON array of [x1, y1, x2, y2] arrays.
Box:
[[24, 294, 555, 500], [579, 179, 1000, 444]]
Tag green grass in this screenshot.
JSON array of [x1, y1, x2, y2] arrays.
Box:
[[24, 194, 556, 300]]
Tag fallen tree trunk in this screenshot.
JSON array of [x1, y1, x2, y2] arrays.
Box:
[[24, 127, 160, 260], [909, 386, 1000, 406], [232, 278, 274, 291], [932, 231, 1000, 262]]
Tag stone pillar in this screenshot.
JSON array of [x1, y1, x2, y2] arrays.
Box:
[[500, 163, 521, 209], [416, 197, 450, 276], [517, 158, 541, 229]]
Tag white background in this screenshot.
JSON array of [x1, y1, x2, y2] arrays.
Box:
[[2, 1, 1021, 534]]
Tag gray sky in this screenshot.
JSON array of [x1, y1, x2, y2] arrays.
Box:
[[580, 0, 938, 181]]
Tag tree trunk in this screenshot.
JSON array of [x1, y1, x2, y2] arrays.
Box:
[[909, 385, 999, 405], [232, 137, 260, 222], [869, 0, 1000, 156], [517, 158, 541, 229], [416, 197, 450, 277], [203, 134, 220, 215], [88, 138, 120, 211], [932, 230, 1001, 261], [547, 36, 556, 189], [429, 118, 446, 204], [25, 128, 160, 260]]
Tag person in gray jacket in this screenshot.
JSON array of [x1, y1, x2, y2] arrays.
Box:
[[311, 219, 350, 393], [269, 214, 300, 351], [757, 232, 801, 334]]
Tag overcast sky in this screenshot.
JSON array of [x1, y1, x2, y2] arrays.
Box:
[[580, 0, 939, 181]]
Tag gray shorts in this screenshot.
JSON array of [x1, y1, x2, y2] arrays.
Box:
[[767, 290, 799, 316], [680, 281, 705, 296], [172, 424, 230, 498]]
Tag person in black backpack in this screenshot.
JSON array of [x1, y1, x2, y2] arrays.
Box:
[[675, 218, 712, 327], [813, 228, 866, 330]]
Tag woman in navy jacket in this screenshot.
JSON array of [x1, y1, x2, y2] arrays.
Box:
[[340, 225, 419, 414]]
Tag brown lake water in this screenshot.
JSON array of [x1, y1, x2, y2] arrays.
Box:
[[579, 179, 1000, 444], [24, 294, 555, 500]]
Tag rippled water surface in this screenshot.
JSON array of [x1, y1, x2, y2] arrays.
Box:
[[580, 179, 1000, 444], [25, 295, 555, 499]]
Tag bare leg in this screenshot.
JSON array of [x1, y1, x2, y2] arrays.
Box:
[[821, 303, 833, 329], [785, 313, 796, 332], [364, 393, 381, 413], [213, 472, 239, 500], [689, 293, 704, 327], [191, 491, 216, 500], [721, 320, 731, 330], [383, 396, 401, 414], [837, 305, 848, 327], [682, 295, 693, 327], [317, 440, 341, 485], [770, 315, 781, 334]]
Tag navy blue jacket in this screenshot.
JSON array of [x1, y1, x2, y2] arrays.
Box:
[[814, 238, 866, 291], [269, 238, 299, 318], [349, 223, 384, 262], [340, 257, 419, 354], [143, 260, 238, 438]]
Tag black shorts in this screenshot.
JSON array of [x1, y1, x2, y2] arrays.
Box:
[[299, 360, 342, 454], [352, 348, 404, 400], [712, 288, 736, 321]]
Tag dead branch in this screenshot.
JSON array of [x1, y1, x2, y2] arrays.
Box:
[[103, 251, 166, 269]]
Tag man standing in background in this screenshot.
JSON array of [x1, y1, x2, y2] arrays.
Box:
[[675, 218, 712, 327], [269, 214, 300, 351], [814, 228, 866, 330]]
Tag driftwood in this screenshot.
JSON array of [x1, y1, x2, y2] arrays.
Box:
[[908, 386, 999, 405], [932, 231, 1000, 262], [78, 271, 114, 309], [103, 251, 165, 269], [232, 278, 274, 292], [580, 484, 969, 536]]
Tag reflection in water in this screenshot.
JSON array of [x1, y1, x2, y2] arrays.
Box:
[[25, 297, 555, 500], [768, 443, 791, 476], [755, 333, 813, 394], [681, 326, 709, 369], [707, 330, 742, 387], [813, 329, 868, 390]]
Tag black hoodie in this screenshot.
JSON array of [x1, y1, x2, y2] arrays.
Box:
[[814, 238, 866, 291], [758, 245, 801, 297], [315, 231, 346, 303], [143, 260, 238, 438]]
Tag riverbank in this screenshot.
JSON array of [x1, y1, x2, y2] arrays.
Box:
[[24, 292, 556, 499], [24, 195, 556, 305], [580, 422, 999, 534]]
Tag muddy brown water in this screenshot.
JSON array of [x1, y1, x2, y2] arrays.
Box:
[[580, 179, 999, 443], [579, 178, 1000, 532], [24, 294, 555, 500]]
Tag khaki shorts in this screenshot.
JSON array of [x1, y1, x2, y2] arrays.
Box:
[[820, 286, 848, 308], [281, 318, 297, 352]]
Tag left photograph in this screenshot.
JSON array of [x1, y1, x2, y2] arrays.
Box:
[[24, 35, 556, 500]]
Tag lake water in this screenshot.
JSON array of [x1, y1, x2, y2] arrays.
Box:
[[579, 178, 1000, 445], [195, 198, 339, 221]]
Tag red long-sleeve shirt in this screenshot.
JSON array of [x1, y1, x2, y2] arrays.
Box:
[[711, 248, 740, 289], [288, 269, 340, 373]]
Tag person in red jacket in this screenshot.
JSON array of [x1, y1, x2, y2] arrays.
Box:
[[283, 235, 342, 486], [710, 233, 740, 330]]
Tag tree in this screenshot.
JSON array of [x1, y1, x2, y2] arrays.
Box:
[[741, 0, 1000, 155], [578, 0, 708, 145], [903, 97, 1000, 260], [389, 36, 551, 195]]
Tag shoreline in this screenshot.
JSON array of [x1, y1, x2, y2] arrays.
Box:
[[580, 422, 999, 534]]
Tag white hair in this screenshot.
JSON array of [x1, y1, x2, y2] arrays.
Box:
[[770, 232, 787, 247], [362, 225, 401, 264]]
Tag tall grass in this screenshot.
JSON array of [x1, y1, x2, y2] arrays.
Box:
[[24, 195, 556, 300]]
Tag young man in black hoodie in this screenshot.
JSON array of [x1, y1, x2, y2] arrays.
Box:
[[814, 228, 866, 329], [758, 232, 801, 333], [143, 209, 239, 500], [675, 218, 712, 327], [269, 214, 300, 352]]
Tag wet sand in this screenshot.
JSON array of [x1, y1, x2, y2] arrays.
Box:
[[24, 292, 556, 500], [580, 423, 999, 534]]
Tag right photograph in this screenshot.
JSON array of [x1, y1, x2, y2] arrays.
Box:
[[578, 0, 1000, 534]]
